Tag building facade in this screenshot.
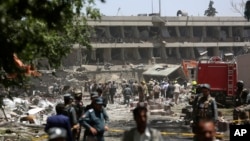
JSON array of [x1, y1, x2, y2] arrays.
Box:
[[84, 16, 250, 63]]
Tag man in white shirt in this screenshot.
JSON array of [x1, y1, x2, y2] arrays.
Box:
[[173, 81, 181, 105], [121, 103, 163, 141]]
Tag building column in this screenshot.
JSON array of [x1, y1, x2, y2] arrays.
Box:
[[202, 26, 207, 38], [91, 49, 96, 60], [120, 48, 125, 61], [228, 26, 233, 38], [175, 48, 181, 59], [239, 27, 244, 38], [160, 46, 167, 59], [188, 26, 195, 59], [213, 47, 220, 56], [148, 48, 153, 59], [175, 27, 181, 59], [133, 48, 141, 60], [215, 26, 221, 40], [103, 48, 112, 62]]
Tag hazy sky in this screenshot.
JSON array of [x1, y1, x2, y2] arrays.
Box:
[[95, 0, 245, 17]]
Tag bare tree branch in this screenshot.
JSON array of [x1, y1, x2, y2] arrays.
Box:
[[230, 0, 246, 16]]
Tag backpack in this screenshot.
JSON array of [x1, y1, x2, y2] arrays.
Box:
[[123, 88, 131, 95]]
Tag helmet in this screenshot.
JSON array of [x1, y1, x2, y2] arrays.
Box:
[[192, 80, 197, 85], [237, 80, 244, 88], [201, 83, 210, 90], [73, 89, 82, 97]]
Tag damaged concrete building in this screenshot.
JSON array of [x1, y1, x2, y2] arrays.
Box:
[[76, 16, 250, 64]]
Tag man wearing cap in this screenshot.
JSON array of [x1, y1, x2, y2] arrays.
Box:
[[80, 97, 109, 141], [45, 103, 73, 141], [191, 83, 218, 133], [47, 127, 67, 141], [122, 104, 163, 141], [63, 93, 78, 141], [72, 89, 85, 141]]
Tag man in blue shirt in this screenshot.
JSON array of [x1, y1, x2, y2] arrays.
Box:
[[45, 103, 73, 141]]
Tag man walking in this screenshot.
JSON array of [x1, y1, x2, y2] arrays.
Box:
[[45, 103, 73, 141]]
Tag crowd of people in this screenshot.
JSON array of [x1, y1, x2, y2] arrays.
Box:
[[43, 78, 250, 141]]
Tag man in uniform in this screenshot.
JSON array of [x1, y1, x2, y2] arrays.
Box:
[[80, 97, 109, 141], [192, 84, 218, 133], [72, 89, 85, 141], [109, 81, 117, 104], [63, 93, 79, 141]]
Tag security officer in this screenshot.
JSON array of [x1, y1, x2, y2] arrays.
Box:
[[72, 89, 85, 141], [63, 93, 78, 141], [234, 80, 245, 107], [80, 97, 109, 141], [192, 84, 218, 133]]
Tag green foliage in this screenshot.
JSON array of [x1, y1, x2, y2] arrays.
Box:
[[244, 0, 250, 21], [0, 0, 105, 88], [204, 0, 218, 16]]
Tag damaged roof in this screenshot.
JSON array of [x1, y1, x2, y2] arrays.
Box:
[[142, 64, 181, 77]]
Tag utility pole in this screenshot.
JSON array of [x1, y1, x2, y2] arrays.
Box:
[[151, 0, 154, 13], [159, 0, 161, 16]]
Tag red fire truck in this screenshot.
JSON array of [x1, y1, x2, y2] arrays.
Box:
[[197, 56, 237, 107]]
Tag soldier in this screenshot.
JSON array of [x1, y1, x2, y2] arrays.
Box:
[[72, 89, 85, 141], [80, 97, 109, 141], [63, 93, 79, 141], [102, 82, 110, 106], [132, 80, 139, 97], [192, 84, 218, 133], [153, 82, 161, 99], [233, 80, 249, 123], [109, 81, 117, 104], [141, 81, 148, 102]]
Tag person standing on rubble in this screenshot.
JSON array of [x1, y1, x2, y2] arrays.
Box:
[[132, 80, 139, 97], [45, 103, 73, 141], [109, 81, 117, 104], [166, 81, 175, 100], [102, 82, 110, 107], [153, 82, 161, 99], [80, 97, 109, 141], [63, 93, 79, 141], [173, 81, 181, 105], [140, 81, 148, 102], [122, 103, 163, 141], [72, 89, 85, 141], [192, 84, 218, 133], [123, 84, 133, 106]]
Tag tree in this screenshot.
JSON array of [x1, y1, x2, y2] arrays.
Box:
[[0, 0, 105, 88], [230, 0, 246, 16], [204, 0, 218, 16]]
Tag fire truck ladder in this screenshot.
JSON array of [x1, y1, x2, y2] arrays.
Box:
[[227, 64, 234, 96]]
